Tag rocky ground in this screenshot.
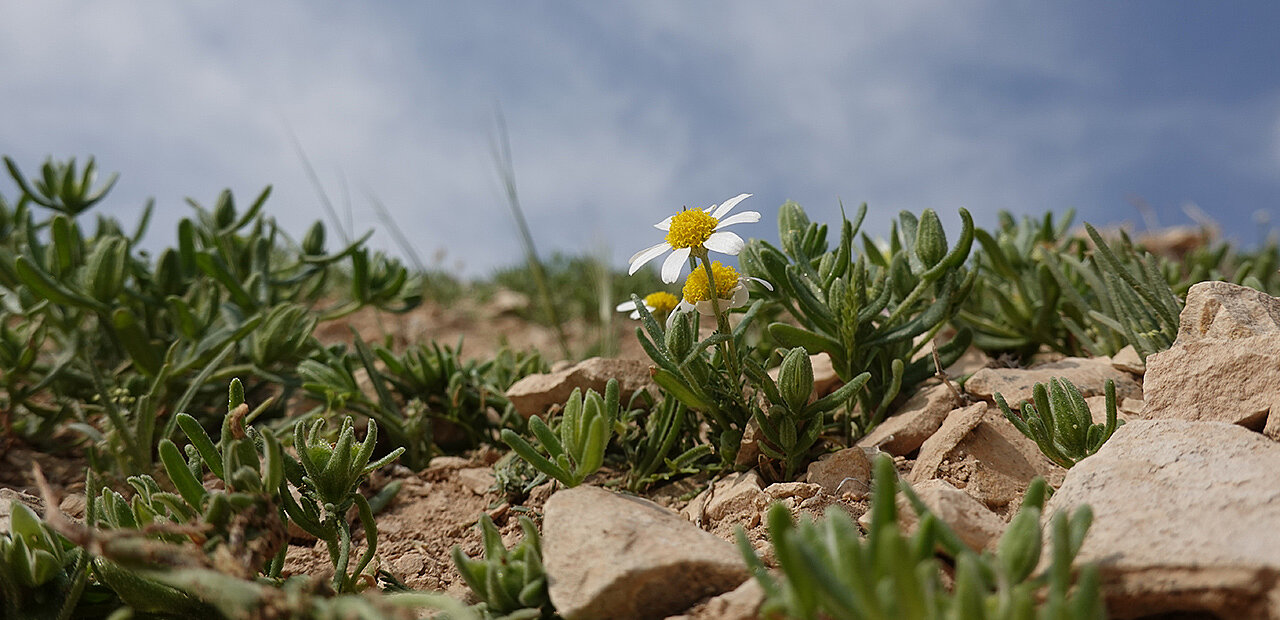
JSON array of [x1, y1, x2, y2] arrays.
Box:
[[4, 281, 1280, 619]]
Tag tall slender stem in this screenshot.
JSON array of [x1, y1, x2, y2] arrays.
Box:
[[694, 250, 741, 382]]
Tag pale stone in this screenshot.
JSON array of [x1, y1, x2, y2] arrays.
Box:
[[1142, 282, 1280, 431], [1109, 344, 1145, 376], [964, 357, 1142, 408], [804, 447, 873, 498], [1045, 419, 1280, 618], [506, 357, 654, 418], [544, 485, 749, 620], [702, 471, 766, 523], [858, 382, 964, 456], [455, 467, 495, 496], [910, 403, 1064, 516], [665, 578, 765, 620], [859, 479, 1006, 553], [1174, 280, 1280, 342]]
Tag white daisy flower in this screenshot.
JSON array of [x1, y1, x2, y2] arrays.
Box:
[[616, 291, 680, 320], [628, 193, 760, 283], [668, 261, 772, 327]]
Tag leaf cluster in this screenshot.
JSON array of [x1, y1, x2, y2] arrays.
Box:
[[0, 156, 420, 475], [501, 380, 618, 488], [996, 378, 1123, 469], [746, 347, 869, 480], [451, 514, 553, 620], [301, 337, 546, 470], [741, 202, 975, 437], [741, 455, 1102, 620]]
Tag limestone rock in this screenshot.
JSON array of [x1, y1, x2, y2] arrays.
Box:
[[506, 357, 654, 418], [1109, 345, 1145, 376], [1045, 419, 1280, 618], [859, 479, 1005, 552], [909, 403, 1064, 516], [455, 467, 495, 496], [682, 471, 766, 526], [964, 357, 1142, 407], [858, 382, 964, 456], [1174, 280, 1280, 342], [545, 485, 749, 620], [804, 447, 873, 498], [666, 578, 765, 620], [1142, 282, 1280, 430], [733, 417, 762, 468]]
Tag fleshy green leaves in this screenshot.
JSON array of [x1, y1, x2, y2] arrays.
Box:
[[451, 514, 551, 619], [502, 380, 619, 487], [996, 377, 1124, 469], [741, 455, 1103, 620]]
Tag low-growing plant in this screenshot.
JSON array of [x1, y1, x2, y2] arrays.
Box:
[[741, 455, 1102, 620], [745, 346, 869, 480], [501, 380, 618, 488], [450, 514, 553, 620], [301, 337, 546, 470], [631, 296, 767, 467], [283, 415, 404, 593], [995, 378, 1122, 469], [0, 500, 92, 620], [957, 210, 1090, 359], [1038, 224, 1181, 360], [0, 155, 420, 463], [741, 203, 975, 439], [618, 394, 714, 493]]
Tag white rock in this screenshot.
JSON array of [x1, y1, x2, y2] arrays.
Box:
[[1045, 419, 1280, 618], [1142, 282, 1280, 430], [544, 485, 749, 620]]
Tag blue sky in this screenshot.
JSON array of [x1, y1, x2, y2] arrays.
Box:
[[2, 2, 1278, 276]]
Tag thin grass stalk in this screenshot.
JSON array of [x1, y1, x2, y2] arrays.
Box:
[[491, 109, 571, 358]]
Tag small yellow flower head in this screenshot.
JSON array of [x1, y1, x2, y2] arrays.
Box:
[[643, 291, 679, 314], [664, 209, 719, 250], [616, 291, 680, 319], [683, 261, 740, 303]]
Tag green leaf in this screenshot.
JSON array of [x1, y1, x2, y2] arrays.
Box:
[[158, 439, 206, 510]]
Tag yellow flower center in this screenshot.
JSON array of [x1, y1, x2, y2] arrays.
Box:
[[683, 262, 740, 303], [643, 292, 679, 314], [665, 208, 718, 250]]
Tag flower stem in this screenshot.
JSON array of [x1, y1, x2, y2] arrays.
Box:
[[694, 250, 741, 381]]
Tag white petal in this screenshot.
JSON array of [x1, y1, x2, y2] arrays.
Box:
[[710, 193, 752, 219], [630, 310, 642, 319], [654, 216, 673, 231], [746, 276, 774, 291], [667, 302, 694, 329], [628, 242, 670, 275], [616, 300, 638, 312], [730, 285, 750, 308], [703, 231, 745, 255], [661, 247, 691, 283], [694, 299, 717, 316], [715, 210, 761, 228]]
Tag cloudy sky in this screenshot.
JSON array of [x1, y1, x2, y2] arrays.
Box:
[[2, 3, 1278, 276]]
